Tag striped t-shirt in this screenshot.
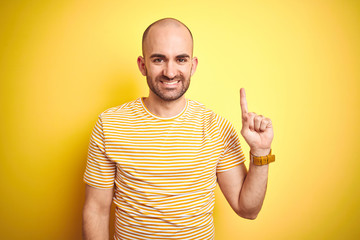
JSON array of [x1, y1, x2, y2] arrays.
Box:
[[84, 97, 246, 240]]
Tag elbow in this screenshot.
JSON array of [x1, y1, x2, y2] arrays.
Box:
[[237, 208, 259, 220], [240, 213, 258, 220]]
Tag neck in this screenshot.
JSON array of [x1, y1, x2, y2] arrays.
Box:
[[143, 93, 186, 118]]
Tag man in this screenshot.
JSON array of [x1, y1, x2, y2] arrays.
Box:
[[82, 18, 274, 240]]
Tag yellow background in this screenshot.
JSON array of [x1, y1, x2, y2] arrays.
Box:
[[1, 0, 359, 239]]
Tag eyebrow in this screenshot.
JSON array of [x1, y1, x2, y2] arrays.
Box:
[[150, 54, 166, 59], [149, 54, 191, 59], [176, 54, 190, 58]]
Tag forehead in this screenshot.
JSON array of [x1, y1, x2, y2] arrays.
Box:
[[143, 24, 193, 57]]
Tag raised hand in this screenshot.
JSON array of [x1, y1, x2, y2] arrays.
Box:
[[240, 88, 274, 156]]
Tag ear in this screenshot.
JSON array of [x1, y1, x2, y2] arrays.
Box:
[[190, 57, 198, 76], [137, 56, 147, 76]]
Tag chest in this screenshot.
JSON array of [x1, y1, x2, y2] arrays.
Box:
[[102, 120, 224, 176]]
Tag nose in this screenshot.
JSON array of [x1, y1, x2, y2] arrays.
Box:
[[163, 61, 177, 79]]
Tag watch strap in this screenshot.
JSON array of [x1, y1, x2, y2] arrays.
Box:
[[250, 149, 275, 165]]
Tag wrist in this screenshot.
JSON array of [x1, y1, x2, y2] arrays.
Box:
[[250, 148, 271, 157], [250, 148, 275, 166]]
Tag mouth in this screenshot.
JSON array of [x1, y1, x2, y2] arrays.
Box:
[[160, 80, 180, 86]]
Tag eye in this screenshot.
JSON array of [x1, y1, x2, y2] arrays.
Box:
[[177, 58, 187, 63], [153, 58, 163, 63]]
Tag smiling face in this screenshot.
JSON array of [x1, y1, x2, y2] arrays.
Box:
[[137, 20, 198, 102]]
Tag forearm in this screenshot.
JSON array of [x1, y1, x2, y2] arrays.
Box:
[[82, 206, 110, 240], [238, 149, 269, 219]]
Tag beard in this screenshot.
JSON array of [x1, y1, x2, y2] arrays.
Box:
[[146, 74, 191, 101]]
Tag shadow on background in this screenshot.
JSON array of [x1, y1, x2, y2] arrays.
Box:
[[68, 74, 141, 239]]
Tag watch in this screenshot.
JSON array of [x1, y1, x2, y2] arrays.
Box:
[[250, 149, 275, 165]]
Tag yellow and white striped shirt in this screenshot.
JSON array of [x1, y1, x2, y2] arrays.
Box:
[[84, 97, 246, 240]]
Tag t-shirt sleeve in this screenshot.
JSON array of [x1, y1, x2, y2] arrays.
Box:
[[216, 116, 246, 173], [83, 115, 116, 189]]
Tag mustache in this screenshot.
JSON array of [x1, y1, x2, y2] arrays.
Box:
[[157, 75, 184, 81]]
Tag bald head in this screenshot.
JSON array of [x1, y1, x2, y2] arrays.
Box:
[[137, 18, 198, 102], [142, 18, 193, 57]]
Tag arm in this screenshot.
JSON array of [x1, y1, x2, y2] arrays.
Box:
[[82, 184, 114, 240], [217, 88, 273, 220], [217, 153, 269, 220]]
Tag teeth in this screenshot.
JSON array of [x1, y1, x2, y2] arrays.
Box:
[[163, 81, 179, 85]]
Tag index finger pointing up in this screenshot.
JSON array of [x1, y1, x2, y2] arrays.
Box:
[[240, 88, 248, 116]]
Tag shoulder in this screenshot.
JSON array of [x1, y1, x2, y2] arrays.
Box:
[[97, 98, 142, 121], [187, 99, 231, 126], [187, 99, 214, 117]]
